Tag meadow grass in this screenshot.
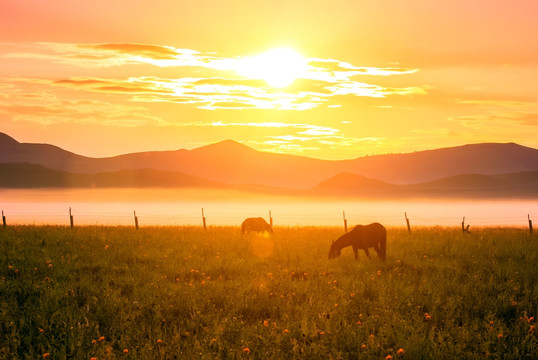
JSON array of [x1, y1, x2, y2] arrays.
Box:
[[1, 225, 537, 359]]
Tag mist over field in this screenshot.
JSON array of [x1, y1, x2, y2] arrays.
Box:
[[1, 188, 536, 227]]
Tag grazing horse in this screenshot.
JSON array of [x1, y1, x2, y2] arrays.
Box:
[[241, 217, 273, 234], [328, 223, 386, 261]]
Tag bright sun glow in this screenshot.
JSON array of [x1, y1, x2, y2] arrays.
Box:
[[237, 48, 307, 88]]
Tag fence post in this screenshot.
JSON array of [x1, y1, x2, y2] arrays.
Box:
[[529, 214, 533, 234], [462, 216, 470, 234], [269, 210, 273, 227], [202, 208, 207, 230], [404, 212, 411, 233], [2, 210, 6, 228], [343, 211, 348, 232], [134, 211, 139, 230], [69, 207, 74, 228]]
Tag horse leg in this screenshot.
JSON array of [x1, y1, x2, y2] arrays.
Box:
[[363, 248, 371, 259], [350, 245, 358, 260]]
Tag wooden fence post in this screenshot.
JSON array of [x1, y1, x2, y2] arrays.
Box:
[[405, 212, 411, 233], [2, 210, 6, 228], [69, 207, 74, 228], [462, 216, 470, 234], [529, 215, 533, 234], [134, 211, 139, 230], [269, 210, 273, 227], [202, 208, 207, 230], [343, 211, 348, 232]]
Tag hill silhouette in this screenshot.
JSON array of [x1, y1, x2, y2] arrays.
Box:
[[0, 163, 223, 188], [310, 171, 538, 198], [1, 132, 538, 192]]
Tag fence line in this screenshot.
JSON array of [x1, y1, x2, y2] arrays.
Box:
[[0, 207, 535, 233]]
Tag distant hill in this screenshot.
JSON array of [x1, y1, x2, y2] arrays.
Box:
[[309, 171, 538, 198], [1, 162, 537, 199], [309, 172, 396, 196], [0, 163, 223, 189], [1, 132, 538, 191]]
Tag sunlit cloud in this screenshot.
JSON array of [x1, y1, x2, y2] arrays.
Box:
[[456, 99, 535, 108], [210, 121, 340, 135], [2, 42, 426, 111], [451, 111, 538, 127], [175, 119, 390, 157], [0, 83, 162, 126]]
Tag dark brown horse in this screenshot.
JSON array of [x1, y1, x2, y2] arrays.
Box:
[[241, 217, 273, 234], [328, 223, 386, 261]]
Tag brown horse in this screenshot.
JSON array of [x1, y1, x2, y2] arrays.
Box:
[[241, 217, 273, 234], [328, 223, 386, 261]]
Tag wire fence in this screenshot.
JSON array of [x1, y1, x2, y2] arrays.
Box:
[[1, 204, 535, 232]]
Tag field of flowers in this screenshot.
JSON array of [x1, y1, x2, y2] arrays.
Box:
[[1, 225, 537, 359]]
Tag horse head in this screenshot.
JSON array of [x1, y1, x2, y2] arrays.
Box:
[[328, 242, 341, 259]]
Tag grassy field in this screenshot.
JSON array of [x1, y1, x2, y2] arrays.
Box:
[[1, 225, 537, 359]]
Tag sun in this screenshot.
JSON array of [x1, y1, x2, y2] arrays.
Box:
[[237, 48, 307, 88]]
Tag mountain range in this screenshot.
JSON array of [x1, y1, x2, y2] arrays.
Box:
[[1, 132, 538, 198]]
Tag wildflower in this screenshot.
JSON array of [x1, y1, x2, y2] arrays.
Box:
[[424, 313, 431, 321], [529, 316, 535, 323], [211, 338, 217, 343], [243, 347, 250, 353], [361, 344, 367, 350], [377, 270, 382, 276], [263, 320, 269, 327], [319, 331, 325, 335], [201, 280, 206, 285], [283, 329, 289, 334], [356, 320, 362, 326], [511, 301, 518, 306], [397, 348, 405, 355], [90, 358, 97, 360], [98, 336, 105, 342], [157, 339, 163, 344], [386, 355, 393, 360], [39, 328, 45, 333], [530, 325, 536, 333], [123, 349, 129, 354], [497, 333, 503, 340], [92, 339, 97, 345], [43, 353, 50, 358], [267, 273, 273, 277]]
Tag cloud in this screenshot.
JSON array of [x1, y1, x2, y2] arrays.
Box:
[[2, 42, 426, 110], [0, 83, 162, 126], [80, 43, 181, 60], [456, 99, 535, 108], [451, 111, 538, 127]]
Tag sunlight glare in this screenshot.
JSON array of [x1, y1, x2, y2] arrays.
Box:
[[238, 48, 307, 88]]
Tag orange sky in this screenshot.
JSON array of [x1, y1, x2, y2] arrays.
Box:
[[1, 0, 538, 160]]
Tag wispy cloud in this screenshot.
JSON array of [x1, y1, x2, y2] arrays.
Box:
[[0, 82, 162, 126], [2, 42, 425, 111], [452, 111, 538, 127], [171, 120, 388, 157]]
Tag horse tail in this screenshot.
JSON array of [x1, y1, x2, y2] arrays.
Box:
[[378, 229, 387, 261]]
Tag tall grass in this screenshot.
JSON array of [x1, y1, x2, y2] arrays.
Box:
[[1, 225, 536, 359]]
